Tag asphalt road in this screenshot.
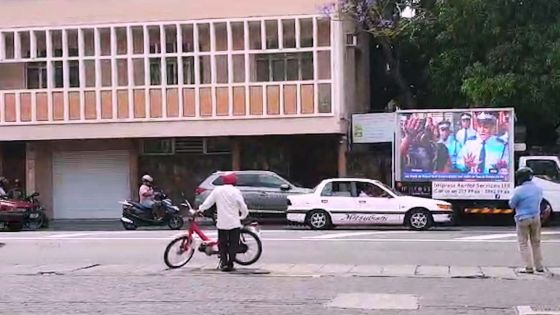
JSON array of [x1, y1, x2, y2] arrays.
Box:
[[1, 225, 560, 314], [2, 225, 560, 266]]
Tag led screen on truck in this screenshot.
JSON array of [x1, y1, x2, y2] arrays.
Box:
[[395, 109, 515, 199]]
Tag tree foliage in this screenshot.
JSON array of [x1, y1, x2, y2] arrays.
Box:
[[337, 0, 560, 145], [336, 0, 433, 108], [429, 0, 560, 144]]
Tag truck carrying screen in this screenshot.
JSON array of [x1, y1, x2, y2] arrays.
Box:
[[395, 108, 514, 200]]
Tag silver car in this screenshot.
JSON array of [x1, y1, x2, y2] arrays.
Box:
[[194, 170, 312, 218]]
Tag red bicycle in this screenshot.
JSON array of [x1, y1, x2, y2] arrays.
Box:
[[164, 201, 263, 269]]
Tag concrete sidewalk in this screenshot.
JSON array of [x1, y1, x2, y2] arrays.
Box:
[[3, 263, 559, 281]]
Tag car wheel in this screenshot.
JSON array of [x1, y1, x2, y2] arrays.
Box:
[[307, 210, 332, 230], [540, 200, 553, 226], [406, 209, 433, 231]]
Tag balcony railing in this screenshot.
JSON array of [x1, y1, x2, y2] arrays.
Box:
[[0, 81, 333, 124]]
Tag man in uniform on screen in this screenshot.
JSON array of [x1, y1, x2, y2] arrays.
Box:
[[456, 112, 509, 174], [436, 120, 461, 171], [456, 113, 477, 145]]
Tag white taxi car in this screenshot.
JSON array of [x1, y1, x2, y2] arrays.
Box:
[[287, 178, 453, 230]]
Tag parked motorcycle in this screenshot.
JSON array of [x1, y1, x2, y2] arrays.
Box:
[[0, 192, 48, 231], [119, 190, 184, 230], [0, 199, 26, 232], [22, 192, 48, 230]]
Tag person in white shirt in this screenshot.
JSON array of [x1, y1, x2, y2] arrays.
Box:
[[198, 172, 249, 272]]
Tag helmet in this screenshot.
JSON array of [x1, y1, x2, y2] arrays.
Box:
[[141, 174, 154, 183], [221, 172, 237, 185], [516, 167, 533, 185]]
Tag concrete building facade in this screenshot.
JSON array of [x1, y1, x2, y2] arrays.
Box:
[[0, 0, 370, 219]]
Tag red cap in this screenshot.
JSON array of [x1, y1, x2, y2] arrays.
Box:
[[222, 172, 237, 185]]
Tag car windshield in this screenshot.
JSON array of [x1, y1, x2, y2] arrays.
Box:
[[275, 173, 303, 188], [377, 182, 403, 196], [311, 183, 321, 193]]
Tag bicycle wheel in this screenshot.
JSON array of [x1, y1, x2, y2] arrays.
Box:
[[234, 229, 262, 266], [164, 236, 195, 269]]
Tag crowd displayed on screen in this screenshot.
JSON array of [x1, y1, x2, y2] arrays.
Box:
[[399, 111, 511, 181]]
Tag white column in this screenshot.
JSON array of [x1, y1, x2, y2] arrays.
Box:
[[260, 20, 266, 50], [30, 31, 37, 59], [243, 21, 250, 116], [94, 28, 102, 119], [62, 29, 70, 121], [127, 26, 134, 119], [278, 19, 283, 50], [193, 24, 200, 117], [0, 32, 5, 60], [0, 91, 4, 123], [111, 27, 118, 119], [30, 92, 36, 122], [177, 23, 184, 117], [312, 18, 319, 114], [15, 91, 21, 122], [143, 25, 150, 118], [295, 18, 301, 49], [46, 30, 54, 121], [331, 17, 344, 118], [78, 29, 86, 120], [227, 22, 233, 116], [210, 22, 216, 117], [160, 24, 167, 118], [14, 32, 21, 59]]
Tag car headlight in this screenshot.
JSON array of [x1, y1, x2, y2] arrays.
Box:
[[437, 204, 452, 211]]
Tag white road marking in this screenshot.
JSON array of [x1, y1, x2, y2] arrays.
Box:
[[327, 293, 418, 310], [516, 305, 560, 315], [264, 238, 560, 243], [456, 233, 518, 240], [47, 232, 119, 238], [305, 231, 416, 239], [457, 231, 560, 240]]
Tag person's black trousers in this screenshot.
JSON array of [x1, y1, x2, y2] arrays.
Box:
[[218, 228, 240, 268]]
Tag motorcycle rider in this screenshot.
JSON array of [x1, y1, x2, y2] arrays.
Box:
[[0, 177, 8, 197], [7, 179, 24, 200], [197, 172, 249, 272], [139, 175, 162, 220]]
